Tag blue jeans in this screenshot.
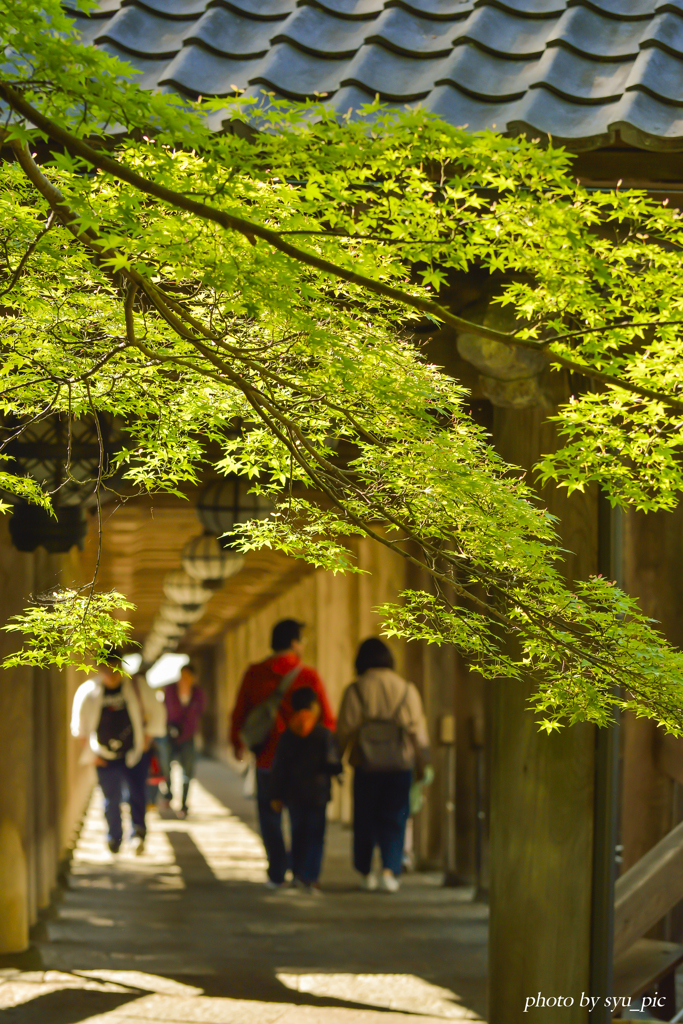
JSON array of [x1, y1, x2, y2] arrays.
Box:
[[97, 751, 151, 845], [353, 769, 412, 876], [289, 803, 327, 885], [156, 736, 196, 810], [256, 768, 287, 884]]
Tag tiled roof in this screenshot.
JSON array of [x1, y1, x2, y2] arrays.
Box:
[[70, 0, 683, 151]]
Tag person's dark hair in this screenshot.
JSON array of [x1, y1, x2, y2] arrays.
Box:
[[271, 618, 304, 652], [182, 661, 198, 676], [291, 686, 318, 712], [103, 648, 123, 666], [355, 637, 394, 676]]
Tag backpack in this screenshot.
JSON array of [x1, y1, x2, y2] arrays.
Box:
[[239, 664, 303, 754], [353, 681, 410, 772]]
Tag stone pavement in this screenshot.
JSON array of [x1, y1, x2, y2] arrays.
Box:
[[0, 759, 488, 1023]]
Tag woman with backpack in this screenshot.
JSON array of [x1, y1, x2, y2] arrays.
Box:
[[337, 638, 431, 893]]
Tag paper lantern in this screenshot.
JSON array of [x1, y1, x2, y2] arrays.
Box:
[[196, 477, 272, 545], [181, 532, 244, 588], [162, 569, 211, 610]]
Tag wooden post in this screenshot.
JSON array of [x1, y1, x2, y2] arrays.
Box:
[[588, 499, 621, 1023], [0, 522, 36, 953], [488, 403, 598, 1023]]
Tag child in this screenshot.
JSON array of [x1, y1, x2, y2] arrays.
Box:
[[269, 686, 342, 892]]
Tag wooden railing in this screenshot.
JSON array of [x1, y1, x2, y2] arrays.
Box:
[[614, 818, 683, 959]]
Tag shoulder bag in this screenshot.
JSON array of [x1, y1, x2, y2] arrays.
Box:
[[239, 663, 303, 754]]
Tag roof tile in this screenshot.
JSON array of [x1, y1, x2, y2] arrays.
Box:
[[130, 0, 210, 19], [251, 42, 346, 98], [642, 10, 683, 57], [438, 46, 534, 100], [158, 44, 259, 95], [609, 88, 683, 145], [69, 0, 683, 150], [184, 8, 273, 58], [366, 7, 464, 56], [343, 45, 447, 99], [95, 6, 191, 56], [99, 40, 168, 89], [531, 47, 633, 102], [547, 7, 644, 59], [272, 6, 371, 56], [625, 44, 683, 105]]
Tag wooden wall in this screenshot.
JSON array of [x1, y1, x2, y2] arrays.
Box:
[[0, 520, 92, 953]]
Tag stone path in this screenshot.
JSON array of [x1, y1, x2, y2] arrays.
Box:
[[0, 760, 487, 1023]]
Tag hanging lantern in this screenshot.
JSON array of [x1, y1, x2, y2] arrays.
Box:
[[141, 640, 165, 665], [9, 503, 88, 554], [157, 601, 204, 627], [2, 413, 117, 553], [181, 532, 244, 589], [144, 630, 175, 652], [162, 569, 211, 611], [196, 477, 273, 547], [151, 618, 185, 640]]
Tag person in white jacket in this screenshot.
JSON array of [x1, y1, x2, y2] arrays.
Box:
[[71, 651, 166, 855]]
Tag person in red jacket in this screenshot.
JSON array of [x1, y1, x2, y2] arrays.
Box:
[[231, 619, 335, 887]]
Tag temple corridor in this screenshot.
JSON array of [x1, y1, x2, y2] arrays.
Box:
[[0, 760, 487, 1024]]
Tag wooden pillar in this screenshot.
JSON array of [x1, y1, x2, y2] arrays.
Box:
[[51, 664, 69, 871], [454, 651, 487, 888], [619, 504, 683, 876], [489, 682, 595, 1021], [488, 403, 598, 1023], [0, 527, 73, 951], [0, 663, 33, 953], [32, 666, 53, 911], [31, 551, 64, 914], [0, 521, 36, 952]]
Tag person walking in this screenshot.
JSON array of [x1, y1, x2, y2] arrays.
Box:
[[71, 651, 166, 855], [230, 619, 336, 888], [337, 637, 431, 893], [269, 686, 342, 893], [157, 662, 206, 818]]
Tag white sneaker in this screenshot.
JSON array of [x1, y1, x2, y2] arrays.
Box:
[[131, 833, 145, 857], [360, 873, 378, 892], [379, 870, 400, 893]]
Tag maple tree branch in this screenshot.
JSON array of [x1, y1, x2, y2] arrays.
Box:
[[6, 91, 683, 416]]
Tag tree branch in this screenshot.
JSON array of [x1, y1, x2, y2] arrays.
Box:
[[0, 210, 54, 298], [6, 90, 683, 413]]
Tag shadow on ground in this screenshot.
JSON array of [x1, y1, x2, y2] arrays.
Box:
[[0, 988, 141, 1023], [0, 759, 487, 1023]]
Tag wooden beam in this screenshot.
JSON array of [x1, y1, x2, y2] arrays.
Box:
[[614, 819, 683, 959]]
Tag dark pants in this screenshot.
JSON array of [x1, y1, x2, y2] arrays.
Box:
[[353, 769, 412, 876], [156, 736, 196, 810], [97, 751, 151, 845], [288, 803, 327, 885], [256, 767, 287, 884]]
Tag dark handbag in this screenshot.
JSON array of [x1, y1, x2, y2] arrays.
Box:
[[354, 682, 410, 772]]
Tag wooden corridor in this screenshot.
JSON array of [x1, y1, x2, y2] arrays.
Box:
[[0, 760, 487, 1024]]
